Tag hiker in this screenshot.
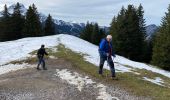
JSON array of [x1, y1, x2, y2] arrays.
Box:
[[98, 35, 116, 79], [37, 44, 48, 70]]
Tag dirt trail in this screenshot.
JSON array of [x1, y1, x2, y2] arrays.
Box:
[[0, 58, 151, 100]]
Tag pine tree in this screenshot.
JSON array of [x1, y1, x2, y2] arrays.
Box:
[[137, 4, 152, 62], [80, 22, 105, 45], [11, 2, 25, 39], [91, 23, 100, 45], [80, 22, 93, 42], [152, 4, 170, 70], [110, 7, 127, 56], [99, 28, 106, 41], [137, 4, 146, 36], [44, 14, 55, 35], [110, 5, 146, 61], [0, 4, 12, 41], [1, 4, 10, 18], [22, 4, 42, 37]]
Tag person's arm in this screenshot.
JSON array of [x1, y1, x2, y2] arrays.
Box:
[[99, 39, 107, 56]]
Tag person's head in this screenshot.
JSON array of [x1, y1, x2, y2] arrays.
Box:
[[41, 44, 45, 48], [106, 35, 112, 42]]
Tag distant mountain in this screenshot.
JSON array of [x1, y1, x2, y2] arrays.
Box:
[[54, 20, 85, 36], [146, 24, 158, 40], [0, 3, 85, 36], [0, 3, 159, 38]]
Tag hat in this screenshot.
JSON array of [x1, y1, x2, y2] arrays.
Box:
[[106, 35, 112, 39]]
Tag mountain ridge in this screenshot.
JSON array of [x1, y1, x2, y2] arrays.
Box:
[[0, 3, 158, 37]]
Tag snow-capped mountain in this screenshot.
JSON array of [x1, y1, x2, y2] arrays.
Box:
[[146, 24, 158, 40], [0, 3, 159, 37], [54, 19, 85, 36], [0, 3, 85, 36]]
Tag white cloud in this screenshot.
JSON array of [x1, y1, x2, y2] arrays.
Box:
[[0, 0, 170, 26]]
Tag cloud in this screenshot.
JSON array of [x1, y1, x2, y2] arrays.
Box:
[[0, 0, 170, 26]]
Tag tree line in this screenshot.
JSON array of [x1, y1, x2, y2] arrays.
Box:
[[80, 22, 106, 45], [110, 4, 148, 62], [81, 4, 170, 71], [151, 4, 170, 70], [0, 3, 56, 42]]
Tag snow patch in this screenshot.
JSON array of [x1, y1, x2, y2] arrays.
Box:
[[143, 77, 165, 86], [55, 69, 119, 100], [0, 63, 36, 75], [97, 83, 120, 100], [55, 69, 95, 91], [0, 35, 60, 66]]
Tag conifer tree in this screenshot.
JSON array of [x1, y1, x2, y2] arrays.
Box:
[[81, 22, 105, 45], [44, 14, 55, 35], [152, 4, 170, 70], [110, 5, 146, 61], [80, 22, 93, 42], [0, 4, 12, 41], [11, 2, 25, 39], [91, 23, 100, 45], [23, 4, 42, 37]]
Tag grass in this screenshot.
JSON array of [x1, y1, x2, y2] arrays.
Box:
[[50, 44, 170, 100], [8, 44, 170, 100]]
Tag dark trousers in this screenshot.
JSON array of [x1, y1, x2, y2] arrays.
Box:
[[99, 56, 115, 77], [37, 57, 46, 69]]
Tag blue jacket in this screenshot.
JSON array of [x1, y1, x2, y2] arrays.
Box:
[[99, 38, 115, 58]]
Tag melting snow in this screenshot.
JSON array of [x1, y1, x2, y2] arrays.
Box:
[[143, 77, 165, 86], [0, 63, 36, 75], [97, 83, 120, 100], [55, 69, 119, 100], [55, 69, 95, 91]]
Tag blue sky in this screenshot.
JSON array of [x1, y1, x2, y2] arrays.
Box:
[[0, 0, 170, 26]]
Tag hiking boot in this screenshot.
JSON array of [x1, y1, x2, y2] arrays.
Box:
[[37, 68, 41, 70]]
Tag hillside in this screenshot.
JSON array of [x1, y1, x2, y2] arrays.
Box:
[[0, 34, 170, 99]]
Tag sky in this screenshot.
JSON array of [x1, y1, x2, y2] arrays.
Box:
[[0, 0, 170, 26]]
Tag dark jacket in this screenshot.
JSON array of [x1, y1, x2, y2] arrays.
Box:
[[99, 38, 115, 58], [37, 48, 48, 58]]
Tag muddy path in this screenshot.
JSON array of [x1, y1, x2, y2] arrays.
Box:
[[0, 58, 150, 100]]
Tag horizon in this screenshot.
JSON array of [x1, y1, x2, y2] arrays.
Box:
[[0, 0, 170, 26]]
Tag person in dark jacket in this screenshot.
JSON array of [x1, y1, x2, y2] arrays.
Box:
[[98, 35, 116, 79], [37, 44, 48, 70]]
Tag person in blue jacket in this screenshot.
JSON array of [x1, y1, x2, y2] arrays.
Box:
[[98, 35, 116, 79]]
